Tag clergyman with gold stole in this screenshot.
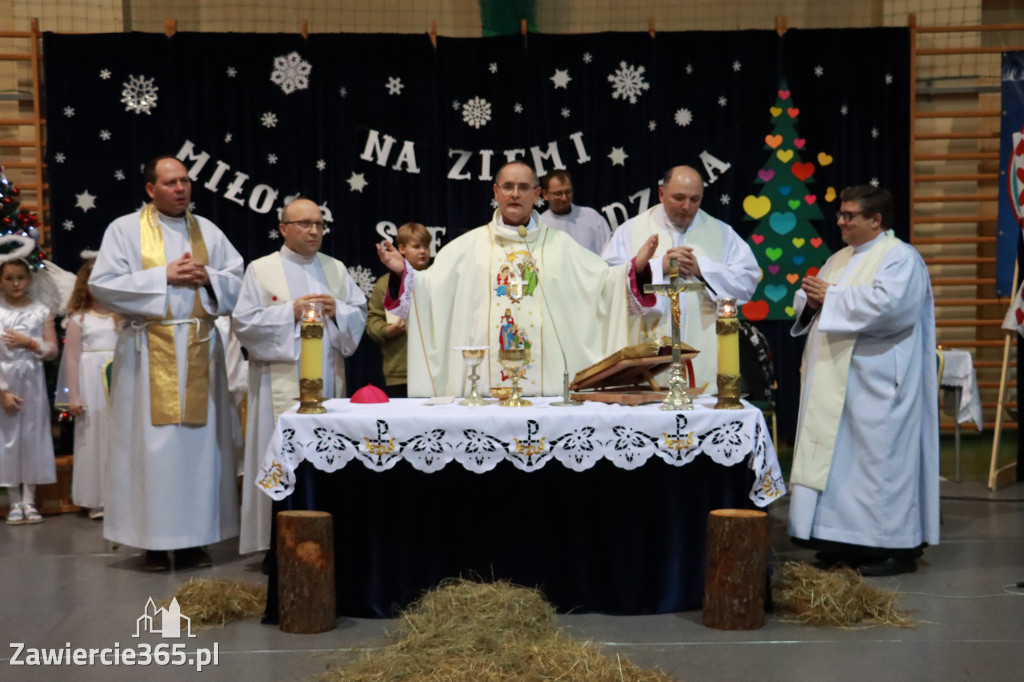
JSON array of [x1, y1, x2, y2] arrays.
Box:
[[89, 155, 244, 572]]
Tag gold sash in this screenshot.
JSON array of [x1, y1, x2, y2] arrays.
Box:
[[140, 203, 214, 426]]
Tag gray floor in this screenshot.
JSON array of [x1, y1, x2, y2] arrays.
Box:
[[1, 477, 1022, 681]]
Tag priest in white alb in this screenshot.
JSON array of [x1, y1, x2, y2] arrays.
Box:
[[232, 198, 367, 556], [601, 165, 759, 390], [89, 155, 243, 572], [788, 184, 939, 577], [376, 160, 660, 397]]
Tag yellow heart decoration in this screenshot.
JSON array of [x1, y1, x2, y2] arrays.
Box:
[[785, 306, 795, 317], [792, 238, 805, 248], [770, 107, 782, 117], [742, 195, 772, 220], [825, 186, 837, 202], [776, 149, 794, 163], [817, 152, 833, 166]]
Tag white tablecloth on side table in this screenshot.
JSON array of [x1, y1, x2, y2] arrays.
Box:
[[939, 348, 983, 430]]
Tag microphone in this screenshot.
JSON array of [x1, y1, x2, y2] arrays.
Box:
[[514, 221, 581, 407]]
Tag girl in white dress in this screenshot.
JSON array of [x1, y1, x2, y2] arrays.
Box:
[[1, 258, 58, 525], [55, 257, 118, 519]]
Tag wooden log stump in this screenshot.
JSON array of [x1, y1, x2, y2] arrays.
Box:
[[703, 508, 769, 630], [277, 510, 336, 634]]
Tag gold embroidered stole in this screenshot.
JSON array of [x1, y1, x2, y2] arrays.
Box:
[[140, 203, 214, 425]]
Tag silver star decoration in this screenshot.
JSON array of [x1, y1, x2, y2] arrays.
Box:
[[316, 159, 326, 171], [885, 73, 893, 85], [62, 219, 74, 231], [54, 152, 66, 163], [224, 132, 233, 143], [226, 66, 237, 77], [814, 65, 824, 77], [583, 52, 593, 64], [840, 104, 848, 116], [550, 68, 572, 89], [648, 120, 657, 131], [489, 62, 497, 73], [347, 172, 368, 193], [63, 106, 75, 118], [718, 96, 727, 107], [513, 102, 523, 114], [113, 169, 125, 180], [871, 127, 879, 138], [267, 153, 278, 165], [732, 60, 742, 72], [720, 194, 731, 205], [75, 190, 97, 212], [561, 107, 570, 118], [385, 76, 404, 95], [99, 129, 111, 141], [99, 69, 111, 80], [608, 147, 628, 166]]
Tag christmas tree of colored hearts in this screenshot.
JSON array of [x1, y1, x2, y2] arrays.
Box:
[[740, 81, 834, 321]]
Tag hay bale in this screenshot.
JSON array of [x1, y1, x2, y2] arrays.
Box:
[[158, 578, 267, 631], [772, 561, 914, 629], [320, 578, 674, 682]]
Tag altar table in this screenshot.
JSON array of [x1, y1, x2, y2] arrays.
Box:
[[259, 396, 785, 618]]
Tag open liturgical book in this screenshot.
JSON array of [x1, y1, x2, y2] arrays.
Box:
[[569, 341, 701, 405]]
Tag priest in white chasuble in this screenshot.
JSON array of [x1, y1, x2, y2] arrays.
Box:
[[377, 160, 660, 398], [232, 198, 367, 555], [788, 185, 939, 577], [602, 165, 759, 390], [89, 156, 243, 572]]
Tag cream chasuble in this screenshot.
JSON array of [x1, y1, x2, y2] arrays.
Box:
[[790, 231, 901, 490]]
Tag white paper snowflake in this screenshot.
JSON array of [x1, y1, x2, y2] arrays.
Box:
[[535, 197, 546, 208], [490, 198, 499, 209], [113, 169, 125, 180], [99, 129, 111, 140], [271, 52, 311, 95], [224, 132, 233, 143], [489, 62, 497, 74], [62, 219, 74, 231], [347, 172, 368, 193], [63, 106, 75, 118], [121, 74, 159, 115], [718, 96, 727, 107], [189, 201, 196, 212], [871, 127, 879, 138], [267, 153, 278, 165], [513, 102, 523, 114], [349, 265, 376, 297], [608, 61, 649, 104], [648, 120, 657, 131], [870, 178, 879, 187], [608, 147, 628, 166], [261, 112, 278, 128], [339, 87, 347, 97], [720, 194, 731, 205], [550, 69, 572, 89], [75, 190, 97, 212], [268, 229, 280, 240], [583, 52, 593, 64], [814, 65, 824, 77], [227, 66, 237, 78], [319, 202, 334, 225], [674, 108, 693, 127], [732, 60, 742, 72], [452, 99, 461, 111], [560, 107, 570, 118], [840, 104, 849, 116], [386, 76, 404, 95], [99, 69, 111, 80], [885, 73, 893, 85], [316, 159, 326, 171], [462, 96, 492, 129], [54, 152, 66, 164], [685, 64, 693, 74]]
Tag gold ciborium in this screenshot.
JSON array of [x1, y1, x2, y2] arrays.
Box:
[[455, 346, 489, 406], [497, 347, 531, 407]]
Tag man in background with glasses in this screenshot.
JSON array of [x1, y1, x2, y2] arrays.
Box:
[[788, 184, 939, 576], [232, 197, 367, 560], [377, 160, 659, 398], [539, 168, 610, 255]]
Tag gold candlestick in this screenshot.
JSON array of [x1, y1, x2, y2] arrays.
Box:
[[714, 297, 742, 410], [298, 301, 327, 414]]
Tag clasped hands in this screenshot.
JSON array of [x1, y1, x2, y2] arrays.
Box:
[[800, 275, 829, 309], [292, 293, 336, 321], [1, 328, 34, 351], [166, 252, 210, 287]]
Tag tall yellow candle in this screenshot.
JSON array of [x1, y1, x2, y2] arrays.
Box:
[[717, 325, 740, 376], [299, 302, 324, 385]]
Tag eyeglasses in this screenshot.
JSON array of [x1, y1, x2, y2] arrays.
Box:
[[497, 183, 537, 195], [282, 220, 325, 230], [836, 211, 872, 222], [546, 189, 573, 198]]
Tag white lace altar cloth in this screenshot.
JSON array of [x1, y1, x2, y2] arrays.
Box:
[[257, 396, 786, 505]]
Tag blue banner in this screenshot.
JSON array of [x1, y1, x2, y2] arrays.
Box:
[[998, 51, 1024, 296]]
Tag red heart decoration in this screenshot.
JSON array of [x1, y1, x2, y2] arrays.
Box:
[[1017, 168, 1024, 183], [793, 138, 806, 149], [742, 299, 769, 321], [752, 234, 765, 244], [804, 194, 817, 205], [806, 267, 820, 277], [787, 107, 800, 118], [1017, 308, 1024, 326], [1016, 137, 1024, 155], [778, 90, 791, 100], [810, 238, 823, 248], [791, 162, 815, 181]]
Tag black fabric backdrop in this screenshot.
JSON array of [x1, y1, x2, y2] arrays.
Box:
[[43, 29, 909, 441]]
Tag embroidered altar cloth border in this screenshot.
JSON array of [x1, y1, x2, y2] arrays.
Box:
[[257, 396, 787, 506]]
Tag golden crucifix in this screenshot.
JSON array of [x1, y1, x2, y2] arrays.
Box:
[[644, 257, 706, 411]]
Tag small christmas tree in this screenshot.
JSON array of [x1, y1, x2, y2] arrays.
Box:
[[740, 81, 833, 321], [0, 165, 46, 269]]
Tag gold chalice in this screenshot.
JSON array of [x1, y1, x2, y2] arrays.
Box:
[[455, 346, 489, 406], [497, 348, 531, 407]]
